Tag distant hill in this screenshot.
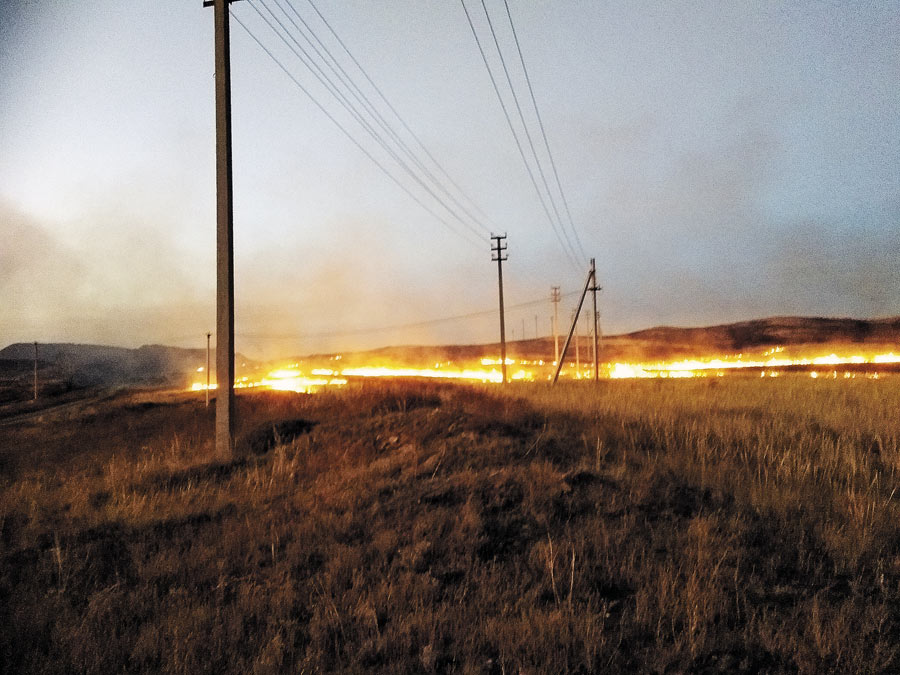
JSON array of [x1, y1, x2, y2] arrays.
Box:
[[3, 317, 899, 386], [0, 343, 253, 387], [303, 316, 900, 366], [598, 316, 900, 362]]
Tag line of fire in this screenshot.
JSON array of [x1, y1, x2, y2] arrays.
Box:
[[190, 344, 900, 395], [201, 2, 900, 437]]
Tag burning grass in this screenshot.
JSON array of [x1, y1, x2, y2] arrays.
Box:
[[189, 343, 900, 394], [2, 378, 900, 672]]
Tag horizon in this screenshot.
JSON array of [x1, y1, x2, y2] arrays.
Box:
[[4, 312, 899, 363]]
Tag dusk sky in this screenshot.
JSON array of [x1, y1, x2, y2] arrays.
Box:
[[1, 1, 898, 358]]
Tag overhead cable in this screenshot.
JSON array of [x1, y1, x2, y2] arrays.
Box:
[[249, 0, 488, 242], [278, 0, 496, 237], [303, 0, 498, 230], [477, 0, 580, 265], [501, 0, 588, 260], [460, 0, 581, 270], [233, 6, 484, 248], [236, 290, 581, 340]]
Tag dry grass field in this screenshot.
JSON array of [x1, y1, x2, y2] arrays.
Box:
[[2, 378, 899, 673]]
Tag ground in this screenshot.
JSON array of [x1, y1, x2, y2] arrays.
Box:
[[2, 378, 899, 673]]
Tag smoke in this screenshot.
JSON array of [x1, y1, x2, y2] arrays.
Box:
[[0, 200, 213, 348], [762, 206, 900, 317], [5, 185, 898, 360], [571, 104, 900, 333], [232, 221, 492, 357]]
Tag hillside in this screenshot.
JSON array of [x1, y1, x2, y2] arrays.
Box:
[[307, 315, 900, 366], [2, 380, 899, 672], [4, 317, 899, 392], [0, 343, 255, 388]]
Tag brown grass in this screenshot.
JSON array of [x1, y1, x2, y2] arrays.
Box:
[[2, 378, 899, 673]]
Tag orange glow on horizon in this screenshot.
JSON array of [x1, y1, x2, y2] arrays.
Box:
[[189, 349, 899, 393]]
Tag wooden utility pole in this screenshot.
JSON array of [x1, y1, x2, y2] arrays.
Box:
[[589, 258, 601, 382], [207, 0, 237, 459], [573, 309, 580, 377], [552, 264, 594, 384], [551, 286, 560, 365], [491, 234, 508, 384], [33, 341, 38, 401], [206, 332, 211, 408]]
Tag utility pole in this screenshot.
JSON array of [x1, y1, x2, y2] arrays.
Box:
[[207, 0, 238, 460], [583, 314, 589, 375], [521, 318, 525, 342], [551, 286, 560, 365], [534, 315, 538, 340], [491, 234, 508, 384], [573, 309, 580, 377], [552, 263, 594, 384], [589, 258, 601, 382], [206, 332, 211, 408], [33, 341, 38, 401]]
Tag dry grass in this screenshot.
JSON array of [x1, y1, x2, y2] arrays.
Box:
[[2, 378, 899, 673]]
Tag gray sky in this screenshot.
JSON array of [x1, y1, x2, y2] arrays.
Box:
[[1, 0, 898, 358]]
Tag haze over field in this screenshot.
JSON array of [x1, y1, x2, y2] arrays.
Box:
[[1, 1, 898, 358]]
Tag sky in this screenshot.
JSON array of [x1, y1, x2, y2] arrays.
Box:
[[1, 0, 898, 358]]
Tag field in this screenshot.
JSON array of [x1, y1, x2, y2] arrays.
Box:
[[2, 378, 899, 673]]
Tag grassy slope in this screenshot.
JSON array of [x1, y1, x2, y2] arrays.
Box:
[[2, 380, 900, 673]]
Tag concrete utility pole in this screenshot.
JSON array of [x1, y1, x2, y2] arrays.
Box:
[[589, 258, 601, 382], [491, 234, 508, 384], [33, 341, 38, 401], [206, 0, 238, 460], [551, 286, 560, 364], [206, 332, 211, 408]]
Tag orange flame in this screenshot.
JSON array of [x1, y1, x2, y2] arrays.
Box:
[[189, 349, 899, 393]]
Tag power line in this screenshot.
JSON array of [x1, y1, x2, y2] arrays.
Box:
[[477, 0, 580, 266], [459, 0, 581, 270], [304, 0, 498, 230], [248, 0, 488, 242], [232, 8, 484, 249], [278, 0, 496, 237], [263, 0, 492, 238], [159, 289, 579, 347], [233, 289, 580, 341], [500, 0, 588, 262]]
